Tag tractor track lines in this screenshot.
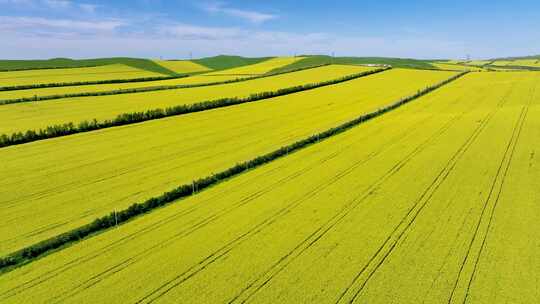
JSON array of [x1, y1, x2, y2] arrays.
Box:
[[231, 81, 495, 303], [335, 82, 515, 304], [230, 80, 485, 304], [461, 107, 529, 304], [449, 80, 537, 304], [227, 107, 469, 304], [136, 178, 358, 303], [138, 86, 481, 304], [51, 160, 328, 303], [5, 73, 515, 304], [1, 73, 468, 302], [446, 108, 524, 303], [0, 158, 295, 298], [131, 106, 452, 304]]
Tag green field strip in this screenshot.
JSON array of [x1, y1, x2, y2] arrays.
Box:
[[0, 69, 457, 259], [3, 73, 529, 304], [0, 65, 386, 146]]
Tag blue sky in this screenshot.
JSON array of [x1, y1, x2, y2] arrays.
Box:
[[1, 0, 539, 59]]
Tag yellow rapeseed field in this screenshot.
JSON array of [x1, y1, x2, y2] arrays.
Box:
[[207, 57, 304, 75], [0, 64, 164, 87], [432, 62, 486, 71], [0, 64, 374, 135], [1, 72, 537, 303], [0, 68, 456, 255], [0, 74, 247, 101]]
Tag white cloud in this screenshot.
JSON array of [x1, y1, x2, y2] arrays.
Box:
[[0, 17, 475, 59], [158, 23, 329, 50], [0, 0, 35, 5], [0, 0, 33, 3], [0, 0, 98, 12], [0, 16, 126, 33], [43, 0, 71, 9], [201, 2, 277, 24], [79, 3, 98, 13], [159, 24, 242, 40]]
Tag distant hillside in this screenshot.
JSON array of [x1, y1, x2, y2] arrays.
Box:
[[269, 55, 435, 73], [0, 58, 177, 76], [492, 54, 540, 60], [0, 55, 440, 75], [193, 55, 272, 71]]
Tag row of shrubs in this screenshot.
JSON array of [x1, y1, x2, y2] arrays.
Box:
[[0, 75, 190, 92], [0, 71, 467, 271], [0, 65, 102, 73], [490, 65, 540, 71], [0, 67, 389, 148], [0, 63, 332, 102]]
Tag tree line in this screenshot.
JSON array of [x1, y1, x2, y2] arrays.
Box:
[[0, 71, 468, 271], [0, 67, 389, 148], [0, 65, 102, 73], [0, 75, 190, 92]]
